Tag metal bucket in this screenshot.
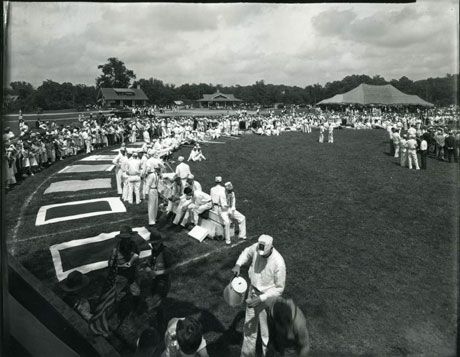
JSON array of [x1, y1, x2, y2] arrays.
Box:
[[223, 276, 248, 307]]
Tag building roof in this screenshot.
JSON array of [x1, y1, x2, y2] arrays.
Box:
[[98, 87, 148, 101], [317, 83, 433, 107], [197, 90, 241, 102]]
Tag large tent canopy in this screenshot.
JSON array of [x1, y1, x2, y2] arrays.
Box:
[[317, 83, 434, 107]]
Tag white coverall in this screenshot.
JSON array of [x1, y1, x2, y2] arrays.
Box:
[[226, 191, 246, 239], [210, 184, 231, 243], [112, 152, 127, 194], [126, 157, 142, 204], [146, 171, 159, 225], [235, 244, 286, 357]]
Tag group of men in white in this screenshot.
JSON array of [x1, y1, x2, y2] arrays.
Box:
[[112, 142, 246, 245], [171, 156, 247, 244], [389, 124, 421, 170]]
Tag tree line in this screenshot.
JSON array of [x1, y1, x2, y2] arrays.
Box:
[[3, 57, 458, 113]]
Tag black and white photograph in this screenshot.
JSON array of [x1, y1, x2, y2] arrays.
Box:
[[1, 1, 459, 356]]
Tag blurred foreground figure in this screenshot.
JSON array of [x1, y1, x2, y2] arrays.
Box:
[[267, 298, 310, 357], [162, 316, 209, 357]]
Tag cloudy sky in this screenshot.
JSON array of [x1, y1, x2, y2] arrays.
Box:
[[5, 1, 459, 88]]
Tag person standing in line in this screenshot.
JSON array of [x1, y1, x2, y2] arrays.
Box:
[[210, 176, 231, 244], [113, 148, 128, 195], [435, 129, 446, 161], [232, 235, 286, 357], [420, 134, 428, 170], [406, 136, 420, 170], [318, 123, 324, 143], [327, 121, 334, 143], [146, 166, 160, 226], [392, 128, 401, 158], [175, 156, 191, 187], [127, 152, 142, 204], [399, 134, 408, 168], [224, 181, 246, 241]]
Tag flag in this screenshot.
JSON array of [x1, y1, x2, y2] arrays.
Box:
[[89, 253, 118, 336]]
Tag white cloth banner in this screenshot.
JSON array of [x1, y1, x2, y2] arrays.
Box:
[[44, 179, 112, 194]]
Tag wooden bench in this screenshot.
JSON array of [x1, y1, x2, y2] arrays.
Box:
[[199, 207, 235, 239]]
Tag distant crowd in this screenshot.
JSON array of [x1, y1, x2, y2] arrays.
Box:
[[3, 105, 458, 189]]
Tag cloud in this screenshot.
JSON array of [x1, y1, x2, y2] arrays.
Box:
[[5, 2, 459, 89]]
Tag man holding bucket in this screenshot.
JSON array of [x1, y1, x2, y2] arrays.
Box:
[[232, 235, 286, 357]]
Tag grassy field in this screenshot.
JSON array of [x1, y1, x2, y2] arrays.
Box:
[[6, 128, 458, 356]]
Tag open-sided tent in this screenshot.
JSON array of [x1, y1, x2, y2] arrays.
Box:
[[317, 83, 433, 107]]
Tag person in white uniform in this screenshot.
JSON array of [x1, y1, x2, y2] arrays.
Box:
[[126, 152, 142, 204], [224, 182, 246, 240], [232, 235, 286, 357], [113, 148, 127, 195], [327, 121, 334, 143], [210, 176, 231, 244], [406, 136, 420, 170], [183, 187, 213, 226], [146, 166, 160, 225], [185, 174, 202, 194], [175, 156, 191, 187]]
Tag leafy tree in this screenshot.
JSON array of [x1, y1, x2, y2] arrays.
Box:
[[96, 57, 136, 88]]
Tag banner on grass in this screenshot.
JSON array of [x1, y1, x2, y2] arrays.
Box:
[[35, 197, 126, 226], [44, 178, 112, 194], [50, 227, 151, 281], [58, 164, 114, 174], [79, 155, 117, 162]]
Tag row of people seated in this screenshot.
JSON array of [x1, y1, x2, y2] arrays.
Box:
[[164, 169, 246, 245]]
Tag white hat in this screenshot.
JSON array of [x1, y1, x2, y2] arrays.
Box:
[[178, 156, 184, 162], [215, 176, 222, 183], [132, 151, 138, 157], [188, 174, 194, 179], [147, 149, 155, 156], [257, 235, 273, 256], [224, 181, 233, 190]]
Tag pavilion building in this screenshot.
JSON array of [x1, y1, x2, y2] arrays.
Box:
[[97, 87, 148, 107], [197, 90, 242, 108]]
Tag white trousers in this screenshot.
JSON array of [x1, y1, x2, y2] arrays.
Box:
[[115, 167, 122, 194], [229, 209, 246, 239], [148, 188, 159, 225], [407, 150, 420, 170], [122, 173, 129, 201], [319, 133, 324, 143], [328, 133, 334, 143], [188, 201, 213, 224], [394, 144, 400, 158], [127, 177, 141, 204], [241, 289, 269, 357]]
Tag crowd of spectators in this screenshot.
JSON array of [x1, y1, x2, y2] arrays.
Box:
[[4, 105, 458, 189]]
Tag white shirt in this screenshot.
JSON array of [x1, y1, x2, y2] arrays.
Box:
[[192, 190, 212, 206], [127, 158, 142, 175], [420, 140, 428, 151], [175, 162, 191, 179], [236, 243, 286, 303], [210, 184, 227, 208]]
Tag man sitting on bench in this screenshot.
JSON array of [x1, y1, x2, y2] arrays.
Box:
[[184, 187, 213, 228], [173, 187, 213, 230]]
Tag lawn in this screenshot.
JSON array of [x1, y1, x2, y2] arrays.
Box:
[[6, 128, 458, 356]]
